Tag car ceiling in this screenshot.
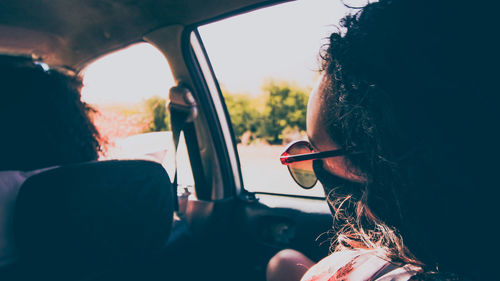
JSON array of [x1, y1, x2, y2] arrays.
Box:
[[0, 0, 282, 70]]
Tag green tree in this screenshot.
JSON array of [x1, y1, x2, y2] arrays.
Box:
[[143, 96, 170, 132], [258, 80, 309, 144], [221, 80, 309, 144], [223, 90, 261, 142]]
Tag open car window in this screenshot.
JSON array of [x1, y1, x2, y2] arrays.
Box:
[[198, 0, 354, 197], [81, 43, 194, 190]]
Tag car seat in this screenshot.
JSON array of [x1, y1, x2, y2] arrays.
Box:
[[13, 160, 174, 280]]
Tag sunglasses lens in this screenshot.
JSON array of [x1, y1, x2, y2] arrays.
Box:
[[286, 142, 317, 189]]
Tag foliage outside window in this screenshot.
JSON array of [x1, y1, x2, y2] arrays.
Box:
[[223, 80, 309, 145]]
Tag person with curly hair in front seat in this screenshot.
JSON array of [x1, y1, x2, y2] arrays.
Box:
[[0, 55, 101, 267], [267, 0, 498, 280]]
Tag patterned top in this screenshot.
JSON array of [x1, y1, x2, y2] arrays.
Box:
[[301, 248, 421, 281]]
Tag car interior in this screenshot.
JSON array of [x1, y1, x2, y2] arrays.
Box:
[[1, 0, 335, 280]]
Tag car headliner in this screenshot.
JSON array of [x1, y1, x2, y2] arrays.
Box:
[[0, 0, 283, 70]]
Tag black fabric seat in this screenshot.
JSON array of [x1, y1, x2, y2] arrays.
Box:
[[13, 160, 174, 280]]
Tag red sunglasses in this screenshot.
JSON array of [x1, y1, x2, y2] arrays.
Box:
[[280, 140, 349, 189]]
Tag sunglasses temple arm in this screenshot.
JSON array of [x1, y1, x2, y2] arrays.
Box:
[[280, 149, 347, 165]]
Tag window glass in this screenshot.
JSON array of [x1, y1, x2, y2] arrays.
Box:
[[199, 0, 354, 197], [81, 43, 194, 190]]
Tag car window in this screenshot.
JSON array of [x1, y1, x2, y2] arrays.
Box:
[[81, 42, 194, 190], [198, 0, 353, 197]]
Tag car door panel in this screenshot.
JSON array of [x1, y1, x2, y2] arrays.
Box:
[[236, 195, 332, 260]]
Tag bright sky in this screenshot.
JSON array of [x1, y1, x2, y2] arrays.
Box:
[[199, 0, 353, 95], [81, 0, 355, 104], [81, 43, 175, 105]]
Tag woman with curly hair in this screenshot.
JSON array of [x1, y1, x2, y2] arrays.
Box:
[[0, 55, 101, 266], [0, 55, 101, 171], [268, 0, 497, 280]]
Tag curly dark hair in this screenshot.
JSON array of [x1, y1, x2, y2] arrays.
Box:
[[320, 0, 497, 280], [0, 55, 101, 171]]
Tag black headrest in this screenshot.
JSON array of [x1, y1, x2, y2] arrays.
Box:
[[14, 160, 174, 279]]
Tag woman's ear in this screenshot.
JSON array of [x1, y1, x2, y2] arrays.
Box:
[[322, 153, 367, 183]]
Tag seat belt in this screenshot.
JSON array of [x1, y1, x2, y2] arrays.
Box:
[[167, 85, 197, 212]]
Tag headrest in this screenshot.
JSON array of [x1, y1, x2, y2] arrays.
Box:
[[14, 160, 174, 279]]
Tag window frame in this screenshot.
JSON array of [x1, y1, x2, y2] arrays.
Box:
[[183, 0, 331, 199], [181, 27, 244, 198]]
